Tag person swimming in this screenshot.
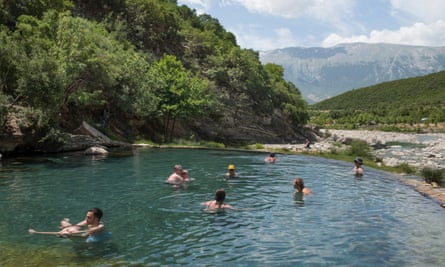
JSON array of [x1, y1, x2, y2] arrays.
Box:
[[29, 208, 111, 243], [353, 157, 364, 176], [293, 178, 311, 202], [224, 164, 239, 178], [265, 153, 277, 163], [202, 189, 235, 211]]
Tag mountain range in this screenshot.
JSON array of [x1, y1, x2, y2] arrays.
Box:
[[260, 43, 445, 103]]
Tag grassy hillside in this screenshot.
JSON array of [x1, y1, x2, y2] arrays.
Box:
[[309, 71, 445, 130]]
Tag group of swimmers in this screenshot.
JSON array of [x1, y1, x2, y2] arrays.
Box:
[[28, 154, 364, 242], [165, 164, 191, 188], [163, 152, 325, 210]]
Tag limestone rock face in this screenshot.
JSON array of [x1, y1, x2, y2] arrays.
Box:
[[188, 108, 309, 145], [1, 113, 31, 153], [1, 116, 130, 155]]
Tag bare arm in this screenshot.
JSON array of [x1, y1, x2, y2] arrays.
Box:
[[63, 223, 105, 238]]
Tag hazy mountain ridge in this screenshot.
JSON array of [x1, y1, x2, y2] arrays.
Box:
[[260, 43, 445, 103]]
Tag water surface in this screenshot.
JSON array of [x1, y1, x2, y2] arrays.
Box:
[[0, 148, 444, 266]]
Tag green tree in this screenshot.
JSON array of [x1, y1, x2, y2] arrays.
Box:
[[150, 54, 209, 142], [264, 63, 308, 126]]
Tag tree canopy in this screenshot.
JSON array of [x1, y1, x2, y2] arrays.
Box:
[[0, 0, 308, 146], [309, 71, 445, 129]]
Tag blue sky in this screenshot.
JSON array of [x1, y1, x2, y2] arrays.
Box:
[[177, 0, 445, 51]]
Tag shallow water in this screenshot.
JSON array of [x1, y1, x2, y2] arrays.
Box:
[[0, 148, 444, 266]]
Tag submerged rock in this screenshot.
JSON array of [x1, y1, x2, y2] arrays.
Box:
[[84, 146, 109, 155]]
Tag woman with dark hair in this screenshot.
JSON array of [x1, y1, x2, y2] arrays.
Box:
[[293, 178, 312, 201], [353, 157, 364, 176], [202, 189, 235, 210]]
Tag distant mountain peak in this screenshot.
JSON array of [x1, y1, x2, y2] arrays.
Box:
[[260, 43, 445, 103]]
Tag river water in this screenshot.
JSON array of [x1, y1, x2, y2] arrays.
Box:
[[0, 148, 444, 266]]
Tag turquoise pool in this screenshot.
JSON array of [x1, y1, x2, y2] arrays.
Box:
[[0, 148, 444, 266]]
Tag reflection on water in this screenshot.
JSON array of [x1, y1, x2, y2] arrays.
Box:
[[1, 148, 445, 266]]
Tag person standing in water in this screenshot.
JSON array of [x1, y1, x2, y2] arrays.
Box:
[[166, 164, 184, 185], [293, 178, 311, 201], [224, 164, 239, 178], [353, 157, 364, 176]]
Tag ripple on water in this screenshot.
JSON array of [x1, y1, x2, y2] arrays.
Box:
[[0, 149, 445, 266]]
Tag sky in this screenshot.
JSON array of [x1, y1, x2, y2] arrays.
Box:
[[177, 0, 445, 51]]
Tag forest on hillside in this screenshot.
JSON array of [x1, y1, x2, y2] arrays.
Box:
[[309, 71, 445, 130], [0, 0, 308, 151]]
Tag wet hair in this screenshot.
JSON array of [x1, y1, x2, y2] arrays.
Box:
[[354, 157, 363, 165], [215, 189, 226, 203], [174, 164, 183, 170], [88, 207, 103, 221], [293, 178, 305, 192], [270, 153, 275, 157]]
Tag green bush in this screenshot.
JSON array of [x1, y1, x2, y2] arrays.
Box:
[[346, 140, 371, 158], [255, 143, 264, 149], [395, 163, 416, 174], [421, 167, 445, 186], [203, 141, 225, 149]]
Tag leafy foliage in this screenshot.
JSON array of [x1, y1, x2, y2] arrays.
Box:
[[421, 167, 445, 186], [310, 71, 445, 129], [0, 0, 307, 145]]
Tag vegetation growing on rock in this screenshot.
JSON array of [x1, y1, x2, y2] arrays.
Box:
[[0, 0, 308, 154]]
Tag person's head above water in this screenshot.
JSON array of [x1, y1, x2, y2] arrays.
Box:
[[293, 178, 305, 191], [215, 189, 226, 203], [86, 207, 103, 225], [354, 157, 363, 165]]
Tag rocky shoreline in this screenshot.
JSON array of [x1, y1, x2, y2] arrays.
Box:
[[319, 129, 445, 169], [266, 129, 445, 169]]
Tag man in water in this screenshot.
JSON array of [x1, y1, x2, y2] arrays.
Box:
[[58, 207, 110, 243], [29, 208, 110, 243], [265, 153, 277, 163], [166, 164, 184, 185], [224, 164, 239, 178]]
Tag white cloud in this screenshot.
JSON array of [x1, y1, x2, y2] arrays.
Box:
[[231, 26, 300, 51], [390, 0, 445, 23], [177, 0, 212, 14], [222, 0, 311, 18], [323, 20, 445, 47], [224, 0, 355, 22]]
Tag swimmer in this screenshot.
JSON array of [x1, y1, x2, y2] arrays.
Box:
[[182, 169, 191, 182], [165, 164, 184, 185], [224, 164, 239, 178], [264, 153, 277, 163], [29, 208, 110, 243], [202, 189, 235, 211], [353, 157, 364, 176], [293, 178, 311, 201]]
